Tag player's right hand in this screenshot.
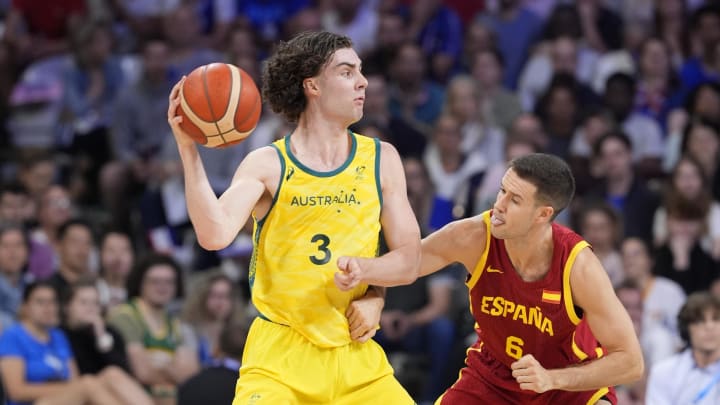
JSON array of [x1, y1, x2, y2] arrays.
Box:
[[167, 76, 195, 147], [335, 256, 363, 291]]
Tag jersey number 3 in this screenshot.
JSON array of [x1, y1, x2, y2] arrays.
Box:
[[309, 234, 331, 265]]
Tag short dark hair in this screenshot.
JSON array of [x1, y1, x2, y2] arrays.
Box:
[[681, 117, 720, 155], [678, 291, 720, 344], [604, 72, 636, 94], [508, 153, 575, 219], [126, 253, 184, 300], [691, 4, 720, 27], [57, 218, 94, 243], [262, 31, 353, 123], [592, 130, 633, 158], [22, 280, 57, 303]]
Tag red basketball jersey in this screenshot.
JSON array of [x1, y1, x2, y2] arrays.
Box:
[[456, 210, 614, 403]]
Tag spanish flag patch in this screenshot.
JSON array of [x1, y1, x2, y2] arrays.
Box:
[[542, 289, 561, 304]]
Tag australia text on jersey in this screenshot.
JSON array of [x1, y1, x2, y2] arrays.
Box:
[[290, 190, 360, 207]]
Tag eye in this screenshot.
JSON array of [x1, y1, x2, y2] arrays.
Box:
[[342, 70, 353, 77]]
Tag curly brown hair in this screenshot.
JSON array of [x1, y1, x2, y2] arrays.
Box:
[[262, 31, 353, 123]]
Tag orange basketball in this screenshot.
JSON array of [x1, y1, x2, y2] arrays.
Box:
[[178, 63, 261, 148]]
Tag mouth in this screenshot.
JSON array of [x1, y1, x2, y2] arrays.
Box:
[[491, 214, 505, 226], [354, 96, 365, 104]]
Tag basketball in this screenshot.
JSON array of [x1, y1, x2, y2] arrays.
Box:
[[178, 63, 261, 148]]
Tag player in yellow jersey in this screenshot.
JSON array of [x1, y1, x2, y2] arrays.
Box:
[[166, 31, 421, 404]]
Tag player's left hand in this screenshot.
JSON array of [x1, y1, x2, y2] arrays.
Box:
[[511, 354, 554, 393], [335, 256, 363, 291], [346, 294, 383, 343]]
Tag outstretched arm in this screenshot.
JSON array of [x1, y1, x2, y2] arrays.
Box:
[[420, 216, 487, 277], [167, 79, 271, 250], [335, 142, 420, 289], [511, 247, 644, 392]]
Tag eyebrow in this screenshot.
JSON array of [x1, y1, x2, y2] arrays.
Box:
[[334, 61, 361, 70], [500, 183, 524, 200]]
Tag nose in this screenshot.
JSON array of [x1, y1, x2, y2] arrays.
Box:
[[357, 72, 368, 90]]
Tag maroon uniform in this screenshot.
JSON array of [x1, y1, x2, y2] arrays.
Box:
[[438, 211, 616, 404]]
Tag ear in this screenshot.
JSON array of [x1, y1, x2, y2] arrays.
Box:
[[303, 78, 319, 96], [536, 205, 555, 223]]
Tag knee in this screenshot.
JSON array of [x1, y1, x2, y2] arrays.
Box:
[[99, 365, 126, 381]]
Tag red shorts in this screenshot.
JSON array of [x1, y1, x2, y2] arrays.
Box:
[[436, 347, 616, 405]]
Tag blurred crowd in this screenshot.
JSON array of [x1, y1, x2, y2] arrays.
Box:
[[0, 0, 720, 404]]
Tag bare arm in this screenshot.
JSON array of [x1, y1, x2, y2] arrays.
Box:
[[125, 343, 175, 385], [161, 346, 199, 384], [336, 143, 421, 287], [549, 248, 644, 390], [0, 358, 69, 402], [167, 79, 272, 250], [420, 216, 487, 277]]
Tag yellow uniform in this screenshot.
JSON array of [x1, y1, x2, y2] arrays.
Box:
[[233, 133, 413, 404]]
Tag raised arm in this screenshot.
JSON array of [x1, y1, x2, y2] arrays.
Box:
[[336, 142, 421, 288], [514, 247, 644, 392], [167, 79, 273, 250]]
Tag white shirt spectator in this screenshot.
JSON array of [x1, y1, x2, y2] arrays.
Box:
[[647, 349, 720, 405]]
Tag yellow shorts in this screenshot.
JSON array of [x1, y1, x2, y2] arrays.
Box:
[[233, 317, 414, 405]]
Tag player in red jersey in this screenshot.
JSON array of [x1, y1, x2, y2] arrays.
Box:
[[421, 153, 643, 404]]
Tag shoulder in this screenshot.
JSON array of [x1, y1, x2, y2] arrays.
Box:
[[650, 350, 690, 378]]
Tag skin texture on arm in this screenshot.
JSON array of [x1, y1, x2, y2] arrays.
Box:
[[167, 79, 276, 250], [511, 248, 645, 392], [125, 343, 175, 386], [335, 142, 421, 288], [419, 216, 488, 277], [0, 358, 69, 402]]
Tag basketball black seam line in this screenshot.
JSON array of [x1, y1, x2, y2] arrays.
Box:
[[201, 64, 224, 140], [237, 91, 261, 131]]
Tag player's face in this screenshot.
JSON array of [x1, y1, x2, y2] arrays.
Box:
[[316, 47, 367, 127], [491, 169, 548, 239]]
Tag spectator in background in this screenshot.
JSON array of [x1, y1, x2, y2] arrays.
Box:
[[322, 0, 378, 56], [61, 20, 124, 205], [181, 272, 244, 366], [0, 223, 31, 320], [0, 183, 34, 227], [3, 0, 86, 63], [654, 156, 720, 260], [461, 20, 495, 75], [178, 320, 249, 405], [680, 118, 720, 201], [568, 107, 614, 196], [576, 202, 624, 287], [45, 219, 95, 299], [588, 131, 659, 242], [663, 83, 720, 172], [423, 114, 487, 230], [362, 11, 408, 77], [621, 237, 685, 366], [602, 72, 665, 177], [388, 42, 445, 134], [359, 73, 426, 158], [534, 74, 582, 159], [96, 229, 134, 311], [164, 3, 222, 77], [653, 210, 719, 296], [471, 48, 523, 133], [653, 0, 689, 68], [107, 254, 199, 402], [477, 0, 542, 89], [28, 185, 74, 279], [60, 278, 153, 405], [507, 112, 548, 151], [403, 156, 434, 235], [16, 150, 58, 205], [101, 39, 174, 229], [635, 37, 682, 133], [375, 264, 457, 403], [0, 281, 143, 405], [576, 0, 624, 53], [646, 292, 720, 404], [444, 75, 505, 166], [108, 0, 180, 49], [680, 5, 720, 92], [613, 280, 648, 405], [406, 0, 463, 83], [236, 0, 310, 46]]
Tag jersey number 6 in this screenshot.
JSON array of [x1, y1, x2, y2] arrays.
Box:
[[506, 336, 525, 360], [309, 234, 331, 265]]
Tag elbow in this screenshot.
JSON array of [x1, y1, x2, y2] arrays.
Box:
[[402, 253, 421, 285], [626, 350, 645, 384]]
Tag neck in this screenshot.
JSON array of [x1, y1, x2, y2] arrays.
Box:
[[643, 75, 667, 90], [0, 269, 21, 285], [138, 298, 166, 321], [22, 320, 50, 341], [607, 173, 633, 196], [693, 347, 720, 368], [504, 223, 554, 282], [59, 266, 81, 284], [634, 272, 652, 290], [439, 152, 462, 173], [292, 116, 351, 168]]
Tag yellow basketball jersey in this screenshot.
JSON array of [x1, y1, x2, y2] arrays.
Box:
[[249, 132, 382, 348]]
